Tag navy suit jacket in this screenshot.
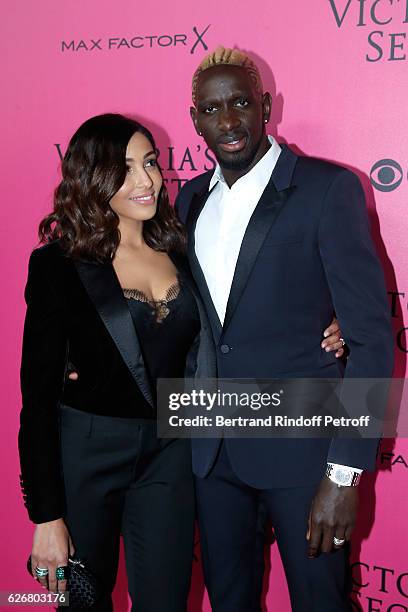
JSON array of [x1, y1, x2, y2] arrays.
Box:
[[175, 145, 394, 488]]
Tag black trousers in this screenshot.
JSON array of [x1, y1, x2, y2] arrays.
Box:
[[195, 441, 352, 612], [59, 405, 195, 612]]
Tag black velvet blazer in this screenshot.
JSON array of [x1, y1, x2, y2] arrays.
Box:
[[19, 241, 216, 523]]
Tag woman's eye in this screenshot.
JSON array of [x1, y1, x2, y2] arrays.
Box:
[[145, 158, 157, 168]]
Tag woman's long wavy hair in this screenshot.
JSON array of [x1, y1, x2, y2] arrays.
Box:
[[39, 114, 186, 261]]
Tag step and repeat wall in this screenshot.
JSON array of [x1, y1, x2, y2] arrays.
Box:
[[1, 1, 407, 610]]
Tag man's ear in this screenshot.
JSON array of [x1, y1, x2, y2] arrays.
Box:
[[262, 92, 272, 124], [190, 106, 201, 136]]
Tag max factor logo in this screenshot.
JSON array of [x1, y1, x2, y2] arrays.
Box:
[[370, 159, 405, 191], [61, 25, 210, 55], [328, 0, 408, 62]]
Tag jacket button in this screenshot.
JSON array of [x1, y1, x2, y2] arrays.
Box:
[[220, 344, 231, 354]]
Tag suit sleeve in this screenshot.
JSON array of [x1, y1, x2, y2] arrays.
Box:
[[19, 251, 68, 523], [174, 183, 191, 225], [318, 170, 394, 470]]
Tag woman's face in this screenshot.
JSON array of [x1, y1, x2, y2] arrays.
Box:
[[109, 132, 162, 223]]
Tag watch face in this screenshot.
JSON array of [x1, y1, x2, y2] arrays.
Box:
[[334, 468, 352, 486]]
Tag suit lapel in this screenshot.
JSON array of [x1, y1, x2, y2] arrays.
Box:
[[223, 145, 298, 332], [74, 260, 154, 407], [183, 145, 298, 337], [186, 186, 223, 340]]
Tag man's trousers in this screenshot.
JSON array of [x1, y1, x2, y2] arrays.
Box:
[[195, 441, 352, 612]]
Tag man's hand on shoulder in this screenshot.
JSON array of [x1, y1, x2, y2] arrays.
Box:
[[307, 477, 358, 558]]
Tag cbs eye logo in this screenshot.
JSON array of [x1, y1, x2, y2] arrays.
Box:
[[370, 159, 405, 192]]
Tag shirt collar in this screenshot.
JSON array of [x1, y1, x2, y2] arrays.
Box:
[[208, 135, 281, 191]]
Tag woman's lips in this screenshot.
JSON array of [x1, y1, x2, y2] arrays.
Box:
[[218, 137, 247, 153], [129, 194, 155, 205]]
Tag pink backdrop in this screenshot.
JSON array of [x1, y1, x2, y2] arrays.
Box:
[[2, 1, 407, 609]]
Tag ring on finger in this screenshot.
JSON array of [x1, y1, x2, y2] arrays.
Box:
[[56, 566, 69, 581], [35, 566, 49, 578], [339, 338, 346, 347], [333, 536, 346, 546]]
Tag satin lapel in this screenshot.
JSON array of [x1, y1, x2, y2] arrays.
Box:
[[185, 187, 223, 341], [74, 260, 153, 407], [223, 180, 297, 332]]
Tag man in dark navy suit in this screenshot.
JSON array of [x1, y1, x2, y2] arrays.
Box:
[[175, 46, 394, 611]]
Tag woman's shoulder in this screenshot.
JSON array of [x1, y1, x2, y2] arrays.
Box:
[[31, 239, 63, 257], [28, 240, 71, 273]]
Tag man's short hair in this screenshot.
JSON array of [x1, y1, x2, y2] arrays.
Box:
[[191, 46, 263, 106]]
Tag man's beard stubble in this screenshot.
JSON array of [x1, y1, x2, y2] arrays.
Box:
[[215, 133, 263, 172]]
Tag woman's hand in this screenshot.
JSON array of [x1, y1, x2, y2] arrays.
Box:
[[31, 519, 75, 593], [321, 317, 345, 358]]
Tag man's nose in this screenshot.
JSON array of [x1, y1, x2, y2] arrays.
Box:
[[218, 107, 240, 132]]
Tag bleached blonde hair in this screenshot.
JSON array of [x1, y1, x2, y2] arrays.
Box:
[[191, 46, 263, 106]]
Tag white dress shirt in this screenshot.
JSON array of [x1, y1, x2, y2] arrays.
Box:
[[195, 135, 282, 325], [194, 135, 363, 479]]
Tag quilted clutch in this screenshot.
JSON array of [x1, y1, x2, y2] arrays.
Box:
[[27, 555, 103, 608]]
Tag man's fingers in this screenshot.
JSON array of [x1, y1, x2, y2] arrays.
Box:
[[345, 524, 355, 541], [335, 348, 345, 358], [68, 372, 78, 381], [308, 522, 323, 558], [333, 530, 347, 550], [306, 510, 312, 540], [321, 526, 335, 553]]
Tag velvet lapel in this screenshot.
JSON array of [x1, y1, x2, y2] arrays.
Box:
[[74, 260, 153, 407], [185, 185, 223, 341], [223, 145, 298, 333]]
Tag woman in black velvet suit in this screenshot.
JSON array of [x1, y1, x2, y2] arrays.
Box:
[[19, 114, 216, 611]]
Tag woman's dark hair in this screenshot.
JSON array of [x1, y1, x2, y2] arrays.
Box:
[[39, 114, 186, 261]]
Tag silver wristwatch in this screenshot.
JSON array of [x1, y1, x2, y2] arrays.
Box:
[[326, 463, 361, 487]]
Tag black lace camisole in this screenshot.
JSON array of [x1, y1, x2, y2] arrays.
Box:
[[124, 278, 200, 415]]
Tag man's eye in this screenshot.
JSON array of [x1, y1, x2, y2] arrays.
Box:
[[204, 105, 217, 113], [145, 159, 157, 168], [235, 98, 249, 108]]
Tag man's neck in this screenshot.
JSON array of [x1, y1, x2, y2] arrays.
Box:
[[220, 136, 272, 188]]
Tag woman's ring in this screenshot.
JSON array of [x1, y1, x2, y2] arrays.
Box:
[[56, 566, 69, 580], [35, 566, 49, 577]]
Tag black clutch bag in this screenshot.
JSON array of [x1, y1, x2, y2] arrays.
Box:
[[27, 555, 103, 608]]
